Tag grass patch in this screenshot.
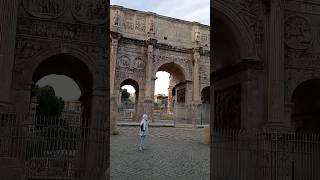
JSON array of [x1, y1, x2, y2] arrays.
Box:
[[112, 129, 120, 135]]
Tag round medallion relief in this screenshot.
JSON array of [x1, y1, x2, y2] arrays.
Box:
[[118, 56, 131, 68], [71, 0, 107, 24], [22, 0, 66, 19], [285, 16, 313, 50], [134, 58, 145, 70]]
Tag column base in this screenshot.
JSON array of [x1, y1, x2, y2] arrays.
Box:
[[263, 122, 294, 133], [0, 157, 24, 180], [0, 101, 14, 113], [143, 98, 153, 122]]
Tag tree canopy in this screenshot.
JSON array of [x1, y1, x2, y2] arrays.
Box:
[[31, 85, 65, 117], [121, 88, 131, 102]]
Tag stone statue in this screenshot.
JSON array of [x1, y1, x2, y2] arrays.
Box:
[[149, 18, 154, 32], [195, 31, 201, 42], [114, 10, 120, 26]]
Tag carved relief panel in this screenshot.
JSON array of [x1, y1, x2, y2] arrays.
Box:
[[214, 84, 241, 128], [72, 0, 107, 24], [135, 15, 146, 33], [116, 43, 147, 85], [177, 88, 186, 103], [22, 0, 66, 19], [285, 16, 313, 50]]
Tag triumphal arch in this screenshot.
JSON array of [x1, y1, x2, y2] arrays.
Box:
[[212, 0, 320, 130], [0, 0, 109, 179], [212, 0, 320, 178], [109, 5, 210, 130]]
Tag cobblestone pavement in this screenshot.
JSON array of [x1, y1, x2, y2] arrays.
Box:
[[110, 126, 210, 180]]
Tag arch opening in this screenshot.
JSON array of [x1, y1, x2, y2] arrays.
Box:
[[119, 79, 139, 121], [291, 79, 320, 131], [31, 54, 94, 128], [154, 62, 187, 122]]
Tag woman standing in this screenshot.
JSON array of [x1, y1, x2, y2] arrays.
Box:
[[139, 114, 149, 151]]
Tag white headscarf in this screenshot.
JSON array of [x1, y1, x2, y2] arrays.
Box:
[[140, 114, 148, 125]]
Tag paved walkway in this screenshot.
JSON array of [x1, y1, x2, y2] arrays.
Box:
[[110, 126, 210, 180]]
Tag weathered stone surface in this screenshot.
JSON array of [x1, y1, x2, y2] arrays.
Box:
[[110, 5, 210, 126]]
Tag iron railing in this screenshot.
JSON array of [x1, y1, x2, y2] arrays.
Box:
[[211, 128, 320, 180], [0, 113, 108, 180]]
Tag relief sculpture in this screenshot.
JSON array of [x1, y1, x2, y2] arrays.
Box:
[[285, 16, 312, 50], [72, 0, 107, 24], [22, 0, 66, 18], [214, 84, 241, 128], [118, 55, 146, 71]]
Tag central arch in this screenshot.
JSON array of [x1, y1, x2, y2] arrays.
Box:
[[153, 62, 192, 123], [211, 1, 262, 129], [13, 49, 108, 178], [212, 0, 257, 61]]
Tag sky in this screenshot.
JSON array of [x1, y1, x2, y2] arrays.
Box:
[[37, 75, 81, 101], [38, 1, 210, 100], [110, 0, 210, 25]]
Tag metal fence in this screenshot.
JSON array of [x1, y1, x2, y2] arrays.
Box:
[[211, 128, 320, 180], [0, 113, 108, 180]]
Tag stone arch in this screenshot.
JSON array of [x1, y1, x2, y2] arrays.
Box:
[[153, 62, 188, 82], [201, 86, 210, 104], [120, 78, 140, 99], [212, 0, 257, 67], [153, 60, 191, 81], [119, 78, 141, 121], [291, 79, 320, 131], [288, 73, 320, 100], [20, 46, 104, 89]]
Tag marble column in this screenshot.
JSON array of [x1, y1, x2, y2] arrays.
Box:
[[167, 76, 174, 113], [79, 89, 108, 179], [0, 0, 18, 112], [266, 0, 286, 127], [193, 48, 201, 104], [110, 32, 121, 132], [144, 39, 157, 120]]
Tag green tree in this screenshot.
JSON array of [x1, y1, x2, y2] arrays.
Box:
[[31, 85, 65, 117], [121, 88, 131, 102]]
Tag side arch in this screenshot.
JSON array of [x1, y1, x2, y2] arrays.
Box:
[[18, 46, 104, 89], [212, 0, 258, 59]]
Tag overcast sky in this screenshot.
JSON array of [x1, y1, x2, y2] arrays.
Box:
[[38, 1, 210, 100], [110, 0, 210, 25]]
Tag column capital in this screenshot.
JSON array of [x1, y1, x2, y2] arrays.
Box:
[[145, 38, 157, 46], [192, 47, 203, 53], [110, 31, 122, 41]]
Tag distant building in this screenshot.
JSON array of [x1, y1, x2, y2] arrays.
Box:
[[154, 94, 168, 110], [62, 100, 81, 127]]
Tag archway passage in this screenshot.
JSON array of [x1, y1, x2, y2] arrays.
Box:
[[212, 10, 243, 129], [291, 79, 320, 131], [33, 54, 93, 98], [33, 75, 82, 127], [32, 54, 94, 125], [154, 62, 189, 123], [119, 79, 139, 121], [201, 87, 210, 125], [25, 53, 107, 178]]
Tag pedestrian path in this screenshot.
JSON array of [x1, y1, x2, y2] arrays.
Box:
[[110, 126, 210, 180]]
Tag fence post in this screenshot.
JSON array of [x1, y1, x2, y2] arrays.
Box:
[[292, 161, 294, 180]]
